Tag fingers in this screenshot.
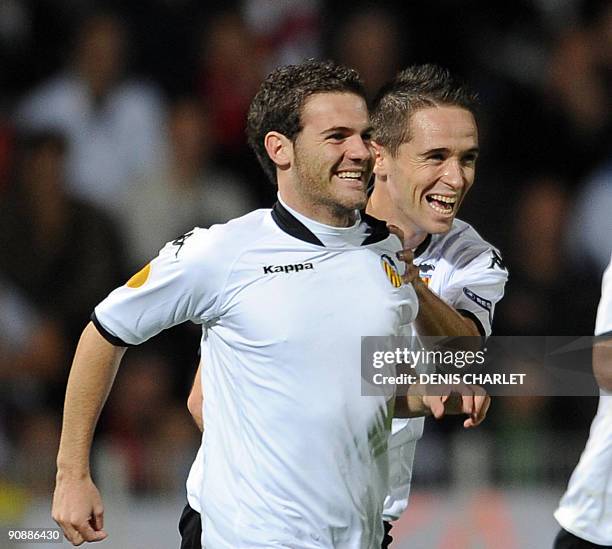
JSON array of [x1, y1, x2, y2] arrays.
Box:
[[402, 264, 420, 285], [57, 517, 107, 545], [93, 504, 104, 531], [388, 223, 420, 285], [52, 478, 107, 546], [425, 384, 490, 428], [463, 387, 491, 428], [60, 524, 83, 546], [424, 395, 446, 419], [79, 520, 107, 543], [461, 392, 475, 417]]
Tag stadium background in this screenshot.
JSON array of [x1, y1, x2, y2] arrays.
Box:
[[0, 0, 610, 547]]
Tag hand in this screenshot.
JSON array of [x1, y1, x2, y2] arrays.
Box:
[[421, 383, 491, 428], [52, 474, 107, 546], [387, 224, 420, 285]]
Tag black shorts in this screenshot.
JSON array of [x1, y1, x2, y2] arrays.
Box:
[[553, 528, 612, 549], [178, 504, 394, 548], [178, 503, 202, 549]]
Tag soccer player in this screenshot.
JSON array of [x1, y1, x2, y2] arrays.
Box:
[[185, 64, 503, 548], [52, 59, 477, 548], [366, 64, 508, 545], [553, 253, 612, 549]]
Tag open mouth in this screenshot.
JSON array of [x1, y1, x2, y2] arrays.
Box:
[[425, 193, 457, 215]]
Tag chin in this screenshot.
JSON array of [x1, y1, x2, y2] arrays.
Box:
[[424, 216, 454, 235], [338, 191, 367, 211]]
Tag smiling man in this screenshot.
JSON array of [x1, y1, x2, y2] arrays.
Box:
[[52, 60, 426, 549], [366, 65, 508, 546]]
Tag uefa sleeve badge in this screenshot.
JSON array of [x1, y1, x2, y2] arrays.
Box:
[[126, 263, 151, 288]]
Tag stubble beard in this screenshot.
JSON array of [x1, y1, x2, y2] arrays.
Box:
[[294, 153, 364, 220]]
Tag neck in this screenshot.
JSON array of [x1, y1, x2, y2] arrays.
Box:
[[278, 185, 356, 228], [366, 177, 428, 249]]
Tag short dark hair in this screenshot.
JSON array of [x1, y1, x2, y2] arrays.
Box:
[[246, 59, 366, 184], [371, 64, 479, 156]]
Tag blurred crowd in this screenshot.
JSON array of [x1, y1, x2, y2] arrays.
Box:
[[0, 0, 610, 512]]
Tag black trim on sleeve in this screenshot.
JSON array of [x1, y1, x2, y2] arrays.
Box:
[[457, 309, 487, 338], [271, 202, 324, 246], [91, 312, 133, 347]]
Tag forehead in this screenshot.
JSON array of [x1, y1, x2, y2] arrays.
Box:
[[407, 106, 478, 148], [300, 92, 369, 132]]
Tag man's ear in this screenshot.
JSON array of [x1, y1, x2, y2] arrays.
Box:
[[371, 140, 387, 176], [264, 131, 293, 170]]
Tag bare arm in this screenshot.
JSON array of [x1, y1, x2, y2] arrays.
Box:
[[187, 362, 204, 431], [390, 226, 481, 340], [593, 337, 612, 392], [52, 322, 126, 546], [391, 232, 488, 426], [412, 277, 481, 338]]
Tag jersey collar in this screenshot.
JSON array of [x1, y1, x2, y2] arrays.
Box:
[[414, 234, 432, 258], [271, 201, 390, 247]]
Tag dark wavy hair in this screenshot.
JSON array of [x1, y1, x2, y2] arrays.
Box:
[[246, 59, 366, 184]]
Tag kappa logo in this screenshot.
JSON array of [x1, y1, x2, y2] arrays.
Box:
[[489, 249, 507, 271], [381, 254, 402, 288], [263, 262, 314, 275], [172, 230, 194, 257]]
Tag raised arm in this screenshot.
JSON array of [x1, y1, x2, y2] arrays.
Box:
[[593, 338, 612, 392], [390, 224, 482, 339], [412, 276, 481, 337], [52, 322, 126, 546]]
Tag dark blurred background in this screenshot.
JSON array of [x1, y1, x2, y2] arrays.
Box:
[[0, 1, 610, 547]]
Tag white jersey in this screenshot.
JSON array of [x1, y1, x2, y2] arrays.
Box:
[[383, 219, 508, 520], [555, 254, 612, 545], [94, 203, 418, 548]]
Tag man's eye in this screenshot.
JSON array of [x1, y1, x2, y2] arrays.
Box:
[[462, 155, 478, 165], [328, 133, 345, 141], [428, 154, 445, 162], [361, 132, 372, 141]]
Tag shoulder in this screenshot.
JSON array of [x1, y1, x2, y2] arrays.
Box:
[[160, 209, 272, 266], [433, 219, 504, 269]]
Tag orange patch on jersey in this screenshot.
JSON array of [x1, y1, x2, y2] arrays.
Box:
[[126, 263, 151, 288]]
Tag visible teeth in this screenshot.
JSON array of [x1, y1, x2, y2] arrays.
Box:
[[428, 201, 452, 214], [429, 194, 457, 204], [337, 171, 362, 179]]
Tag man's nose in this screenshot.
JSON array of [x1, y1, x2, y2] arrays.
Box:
[[345, 135, 372, 163], [441, 159, 465, 189]]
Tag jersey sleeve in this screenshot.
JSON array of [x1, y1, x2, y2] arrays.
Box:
[[441, 248, 508, 336], [595, 254, 612, 336], [93, 227, 230, 345]]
